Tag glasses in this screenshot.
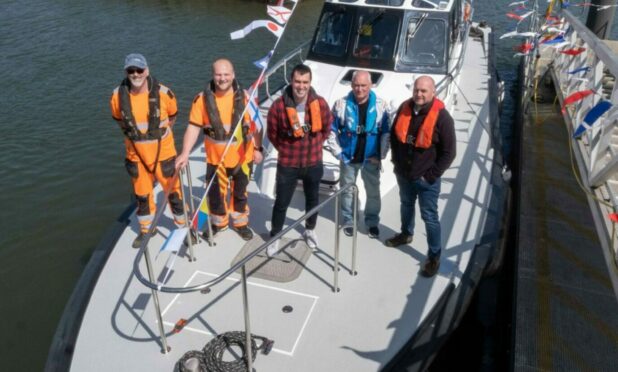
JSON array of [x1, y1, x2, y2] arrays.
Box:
[[126, 67, 145, 75]]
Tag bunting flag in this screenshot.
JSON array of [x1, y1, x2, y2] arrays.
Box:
[[248, 95, 264, 132], [506, 12, 526, 21], [193, 196, 210, 230], [500, 30, 538, 39], [267, 5, 292, 24], [573, 100, 612, 137], [253, 49, 274, 69], [561, 89, 595, 113], [231, 20, 283, 40], [567, 66, 591, 74], [231, 119, 252, 177], [159, 227, 189, 254], [560, 47, 586, 56], [539, 34, 565, 45], [598, 5, 618, 10], [514, 42, 534, 54]]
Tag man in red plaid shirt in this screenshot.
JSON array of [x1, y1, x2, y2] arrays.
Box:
[[266, 64, 333, 256]]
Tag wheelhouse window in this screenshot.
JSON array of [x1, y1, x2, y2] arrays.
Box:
[[400, 17, 447, 69], [351, 9, 399, 62], [311, 7, 353, 57]]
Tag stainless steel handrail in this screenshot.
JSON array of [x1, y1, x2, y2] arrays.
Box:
[[133, 181, 358, 363], [133, 182, 359, 294], [262, 40, 311, 99]]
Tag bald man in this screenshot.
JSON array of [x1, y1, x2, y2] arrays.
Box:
[[327, 70, 391, 238], [176, 58, 263, 241], [385, 76, 456, 278]]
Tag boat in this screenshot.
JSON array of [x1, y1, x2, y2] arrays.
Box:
[[46, 0, 510, 371]]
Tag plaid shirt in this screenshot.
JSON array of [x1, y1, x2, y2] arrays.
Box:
[[267, 88, 333, 168]]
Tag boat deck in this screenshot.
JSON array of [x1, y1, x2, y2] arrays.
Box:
[[513, 73, 618, 371], [68, 27, 502, 372]]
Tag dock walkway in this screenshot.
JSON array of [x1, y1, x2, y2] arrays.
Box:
[[513, 8, 618, 370], [514, 56, 618, 371]]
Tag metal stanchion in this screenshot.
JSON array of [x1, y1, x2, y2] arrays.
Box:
[[334, 193, 340, 293], [143, 245, 170, 353], [179, 168, 196, 261], [241, 266, 253, 372], [352, 186, 358, 276]]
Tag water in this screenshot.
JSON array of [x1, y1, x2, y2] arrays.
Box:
[[0, 1, 613, 370]]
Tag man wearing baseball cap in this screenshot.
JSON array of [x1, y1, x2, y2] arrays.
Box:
[[110, 53, 186, 248]]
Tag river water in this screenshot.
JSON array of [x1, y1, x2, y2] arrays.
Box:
[[0, 0, 611, 370]]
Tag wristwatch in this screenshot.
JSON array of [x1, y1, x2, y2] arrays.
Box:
[[255, 146, 264, 152]]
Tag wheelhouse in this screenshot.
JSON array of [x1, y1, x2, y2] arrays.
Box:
[[307, 0, 471, 75]]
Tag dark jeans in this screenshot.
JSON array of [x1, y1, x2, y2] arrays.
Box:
[[396, 174, 442, 259], [270, 163, 323, 236]]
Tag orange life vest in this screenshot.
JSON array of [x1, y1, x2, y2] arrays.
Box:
[[394, 98, 444, 149], [283, 88, 322, 137]]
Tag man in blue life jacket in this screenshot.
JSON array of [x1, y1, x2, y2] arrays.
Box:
[[327, 70, 391, 238]]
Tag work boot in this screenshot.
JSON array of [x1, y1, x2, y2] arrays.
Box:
[[201, 225, 228, 240], [132, 232, 149, 249], [421, 257, 440, 278], [343, 226, 354, 237], [384, 233, 413, 247], [266, 240, 280, 257], [303, 229, 319, 250], [368, 226, 380, 239], [235, 226, 254, 241]]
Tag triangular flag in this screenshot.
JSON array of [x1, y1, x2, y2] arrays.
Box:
[[560, 47, 586, 56], [563, 89, 594, 107], [253, 50, 274, 69], [573, 100, 612, 137], [567, 66, 590, 74]]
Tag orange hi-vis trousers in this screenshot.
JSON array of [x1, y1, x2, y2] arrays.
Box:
[[205, 163, 250, 228], [125, 156, 185, 233]]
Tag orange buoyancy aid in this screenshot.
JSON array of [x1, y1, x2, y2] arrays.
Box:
[[394, 98, 445, 149], [202, 79, 250, 141], [118, 76, 166, 141], [283, 88, 322, 137], [197, 83, 253, 167]]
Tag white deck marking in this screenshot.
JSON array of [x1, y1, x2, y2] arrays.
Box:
[[160, 271, 320, 356]]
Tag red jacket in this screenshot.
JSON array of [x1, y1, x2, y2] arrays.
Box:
[[267, 86, 333, 168]]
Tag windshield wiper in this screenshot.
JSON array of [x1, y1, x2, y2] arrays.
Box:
[[408, 12, 428, 40]]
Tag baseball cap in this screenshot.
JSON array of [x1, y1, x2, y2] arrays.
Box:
[[124, 53, 148, 70]]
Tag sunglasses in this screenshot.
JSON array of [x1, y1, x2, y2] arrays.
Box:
[[126, 67, 145, 75]]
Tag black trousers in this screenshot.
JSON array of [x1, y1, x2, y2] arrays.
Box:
[[270, 163, 323, 236]]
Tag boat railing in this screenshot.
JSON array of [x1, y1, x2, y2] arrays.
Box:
[[532, 9, 618, 265], [131, 171, 359, 366], [260, 40, 311, 100]]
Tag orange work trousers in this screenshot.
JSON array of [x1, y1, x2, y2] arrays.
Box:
[[205, 162, 251, 229], [125, 156, 185, 233]]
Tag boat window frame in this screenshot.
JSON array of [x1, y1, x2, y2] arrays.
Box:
[[307, 3, 356, 66], [307, 3, 403, 71], [394, 11, 449, 74]]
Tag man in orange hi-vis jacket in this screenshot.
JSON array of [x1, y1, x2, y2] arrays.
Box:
[[176, 58, 263, 241], [110, 53, 185, 248]]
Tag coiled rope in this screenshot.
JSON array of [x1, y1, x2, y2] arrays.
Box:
[[177, 331, 273, 372]]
